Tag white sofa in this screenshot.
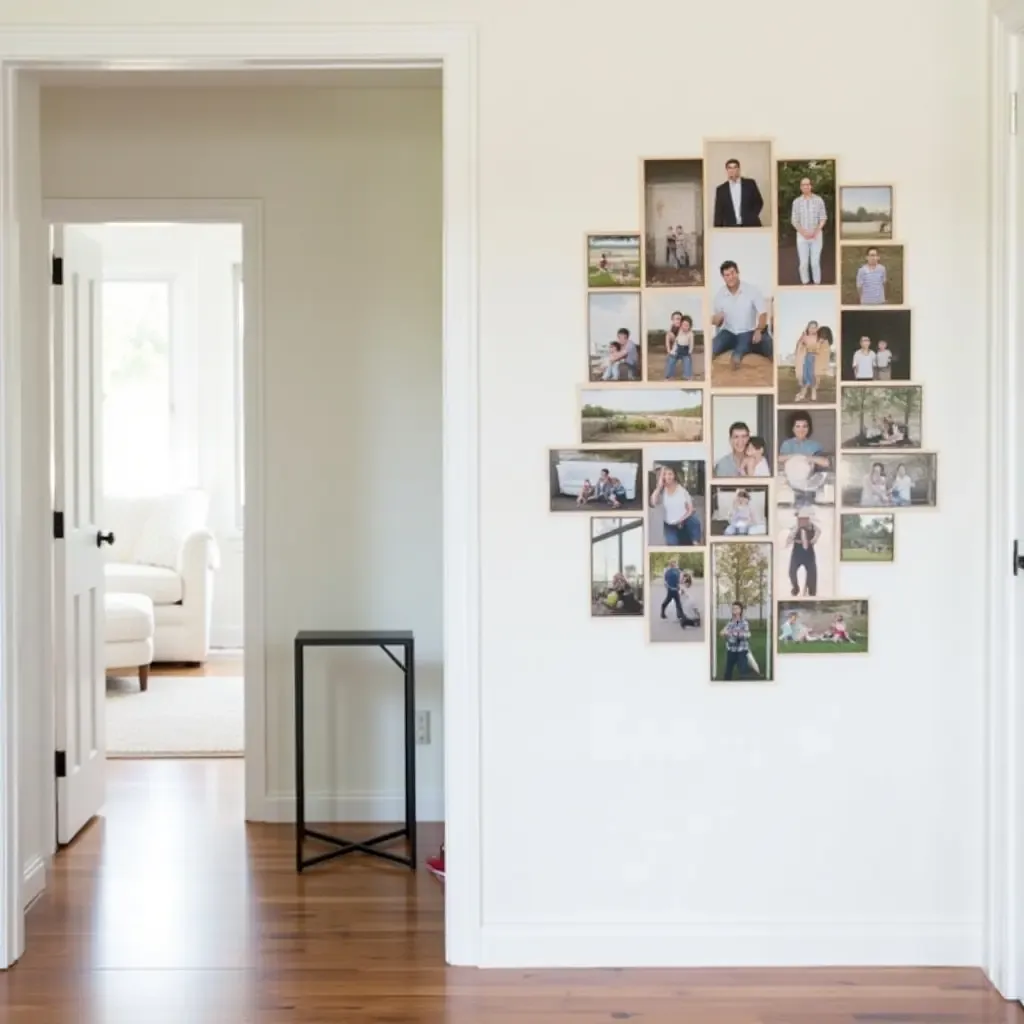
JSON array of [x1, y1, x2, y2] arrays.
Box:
[[102, 490, 220, 664]]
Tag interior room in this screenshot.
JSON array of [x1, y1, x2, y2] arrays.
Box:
[[1, 1, 1023, 1022]]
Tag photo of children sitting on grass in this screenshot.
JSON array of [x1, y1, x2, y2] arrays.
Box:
[[777, 599, 869, 654]]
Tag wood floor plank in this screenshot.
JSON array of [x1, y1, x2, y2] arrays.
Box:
[[1, 758, 1019, 1023]]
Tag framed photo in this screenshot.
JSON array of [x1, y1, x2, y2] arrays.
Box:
[[709, 483, 769, 537], [777, 599, 869, 654], [776, 502, 837, 600], [646, 449, 707, 547], [707, 232, 775, 389], [588, 291, 642, 382], [839, 186, 893, 242], [840, 309, 912, 382], [711, 542, 773, 682], [776, 159, 837, 286], [642, 159, 705, 287], [774, 289, 838, 404], [840, 513, 895, 563], [644, 290, 705, 383], [711, 394, 775, 478], [579, 386, 704, 445], [590, 517, 645, 616], [587, 232, 641, 288], [776, 407, 836, 507], [647, 550, 705, 644], [840, 385, 923, 449], [704, 139, 774, 229], [548, 447, 643, 513], [839, 452, 938, 509], [840, 243, 905, 306]]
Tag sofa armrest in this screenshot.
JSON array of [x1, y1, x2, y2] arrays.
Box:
[[178, 528, 221, 579]]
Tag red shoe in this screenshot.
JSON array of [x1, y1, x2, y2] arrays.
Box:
[[426, 844, 445, 881]]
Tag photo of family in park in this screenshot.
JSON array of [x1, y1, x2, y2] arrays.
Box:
[[708, 233, 775, 389], [839, 186, 893, 241], [712, 394, 775, 478], [776, 503, 836, 598], [776, 408, 836, 507], [587, 233, 641, 288], [840, 385, 922, 449], [710, 484, 769, 537], [646, 453, 706, 546], [840, 513, 895, 563], [588, 291, 642, 382], [643, 159, 705, 287], [579, 387, 704, 444], [840, 452, 938, 509], [705, 140, 773, 228], [648, 551, 705, 644], [775, 290, 838, 404], [776, 159, 836, 287], [549, 448, 643, 512], [711, 541, 772, 681], [840, 243, 905, 306], [777, 599, 869, 654], [840, 309, 912, 382], [643, 291, 705, 382], [590, 517, 645, 617]]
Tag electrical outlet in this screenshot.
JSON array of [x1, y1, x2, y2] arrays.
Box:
[[415, 710, 431, 745]]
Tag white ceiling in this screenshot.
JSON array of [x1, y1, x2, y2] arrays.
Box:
[[33, 66, 441, 89]]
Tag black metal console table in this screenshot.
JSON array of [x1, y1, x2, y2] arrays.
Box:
[[294, 629, 416, 872]]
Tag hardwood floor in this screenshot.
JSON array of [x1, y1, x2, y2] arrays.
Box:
[[1, 759, 1020, 1022]]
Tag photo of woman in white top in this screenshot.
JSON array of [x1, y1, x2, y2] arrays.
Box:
[[860, 462, 890, 507], [649, 465, 702, 545]]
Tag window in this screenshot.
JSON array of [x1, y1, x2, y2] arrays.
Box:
[[232, 262, 245, 530], [102, 280, 173, 497]]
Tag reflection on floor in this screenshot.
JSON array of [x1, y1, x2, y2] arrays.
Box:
[[0, 759, 1018, 1023]]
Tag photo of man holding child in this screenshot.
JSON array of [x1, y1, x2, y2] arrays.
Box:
[[711, 394, 775, 479]]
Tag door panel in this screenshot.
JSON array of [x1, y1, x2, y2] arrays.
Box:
[[52, 225, 106, 845]]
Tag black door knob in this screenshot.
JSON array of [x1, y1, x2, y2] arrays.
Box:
[[97, 531, 115, 548]]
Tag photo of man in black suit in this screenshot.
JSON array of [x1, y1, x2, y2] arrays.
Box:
[[713, 159, 764, 228]]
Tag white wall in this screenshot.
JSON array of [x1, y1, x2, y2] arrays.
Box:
[[92, 222, 244, 647], [39, 84, 445, 823], [8, 0, 989, 968]]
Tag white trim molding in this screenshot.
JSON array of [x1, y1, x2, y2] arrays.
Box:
[[0, 23, 481, 971]]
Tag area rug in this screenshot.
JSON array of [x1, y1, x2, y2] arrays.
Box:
[[105, 674, 244, 757]]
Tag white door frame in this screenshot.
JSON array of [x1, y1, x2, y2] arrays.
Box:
[[0, 24, 482, 970], [988, 0, 1024, 1002]]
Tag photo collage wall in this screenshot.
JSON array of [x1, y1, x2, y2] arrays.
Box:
[[551, 139, 936, 681]]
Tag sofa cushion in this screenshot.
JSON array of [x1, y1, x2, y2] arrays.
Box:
[[133, 491, 210, 570], [105, 562, 183, 605], [105, 592, 156, 644]]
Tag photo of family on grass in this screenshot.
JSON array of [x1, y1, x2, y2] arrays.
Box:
[[643, 290, 705, 382], [840, 452, 938, 509], [590, 517, 645, 617], [711, 542, 772, 682], [839, 186, 893, 241], [776, 159, 837, 287], [777, 599, 869, 654], [588, 292, 642, 382], [587, 233, 641, 288], [840, 513, 895, 562], [648, 551, 705, 644], [579, 387, 703, 444], [643, 159, 705, 287], [840, 309, 912, 383], [549, 448, 643, 512], [775, 289, 838, 405], [840, 243, 905, 306], [647, 455, 706, 546], [840, 385, 922, 449], [710, 484, 768, 536]]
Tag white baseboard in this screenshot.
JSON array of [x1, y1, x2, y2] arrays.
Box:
[[262, 789, 444, 824], [479, 921, 983, 969], [21, 856, 46, 910]]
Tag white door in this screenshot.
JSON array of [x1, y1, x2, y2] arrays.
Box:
[[52, 224, 107, 844]]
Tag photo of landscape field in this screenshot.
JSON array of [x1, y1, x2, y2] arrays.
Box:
[[579, 387, 703, 443]]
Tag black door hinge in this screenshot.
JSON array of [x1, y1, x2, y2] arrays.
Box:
[[55, 751, 66, 778], [51, 255, 63, 286], [53, 510, 64, 540], [1014, 539, 1024, 575]]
